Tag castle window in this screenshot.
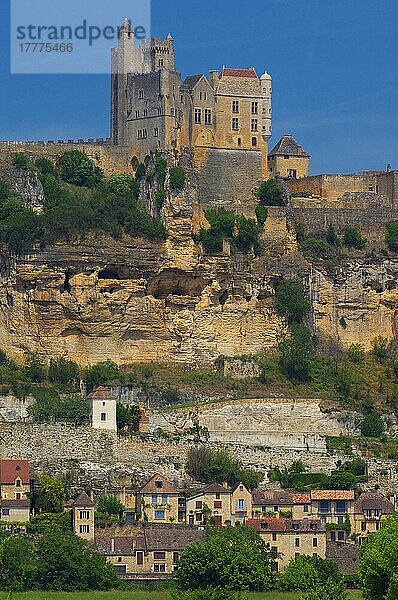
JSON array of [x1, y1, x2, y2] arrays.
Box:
[[80, 510, 90, 519], [101, 413, 106, 421], [204, 109, 212, 125], [195, 108, 202, 124], [200, 92, 208, 101], [252, 137, 257, 147], [158, 107, 162, 116], [237, 138, 242, 146], [295, 538, 300, 547], [135, 110, 140, 119], [79, 525, 90, 534], [159, 59, 164, 67], [171, 108, 175, 116], [143, 129, 148, 139], [313, 538, 318, 548], [139, 90, 144, 100], [232, 118, 239, 131], [143, 109, 148, 117], [154, 127, 159, 137], [252, 101, 259, 114], [272, 533, 277, 541], [251, 119, 258, 132], [232, 100, 239, 114]]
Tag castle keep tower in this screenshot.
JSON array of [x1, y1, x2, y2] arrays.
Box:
[[110, 21, 273, 185]]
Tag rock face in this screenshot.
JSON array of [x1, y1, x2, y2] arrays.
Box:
[[0, 191, 285, 364], [149, 398, 357, 453], [310, 259, 398, 349]]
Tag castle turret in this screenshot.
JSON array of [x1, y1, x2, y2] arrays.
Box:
[[261, 71, 272, 141]]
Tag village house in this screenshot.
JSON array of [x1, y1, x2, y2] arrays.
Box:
[[136, 474, 186, 524], [231, 482, 252, 524], [247, 517, 326, 572], [251, 490, 311, 520], [89, 386, 117, 432], [72, 491, 95, 542], [310, 490, 355, 542], [96, 525, 204, 578], [353, 492, 395, 544], [186, 483, 232, 526], [0, 459, 31, 523]]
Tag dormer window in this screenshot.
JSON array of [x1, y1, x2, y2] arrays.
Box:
[[155, 480, 163, 489], [15, 478, 21, 488], [260, 522, 268, 529]]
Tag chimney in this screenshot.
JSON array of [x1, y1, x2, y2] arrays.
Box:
[[387, 163, 392, 172], [209, 70, 219, 89], [222, 481, 229, 490]]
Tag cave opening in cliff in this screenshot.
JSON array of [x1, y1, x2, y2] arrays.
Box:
[[219, 289, 229, 306], [98, 268, 121, 281], [60, 271, 72, 294], [147, 269, 206, 299]]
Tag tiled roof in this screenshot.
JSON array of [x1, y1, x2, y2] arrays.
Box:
[[202, 483, 230, 494], [0, 460, 29, 484], [138, 474, 181, 495], [292, 493, 311, 504], [145, 527, 204, 551], [221, 68, 258, 79], [247, 517, 325, 533], [354, 493, 395, 514], [311, 490, 355, 501], [72, 491, 94, 508], [181, 75, 204, 91], [88, 386, 117, 400], [252, 490, 309, 505], [96, 536, 135, 556], [1, 499, 30, 508], [269, 134, 310, 158]]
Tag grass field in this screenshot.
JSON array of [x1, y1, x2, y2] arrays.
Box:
[[0, 591, 363, 599]]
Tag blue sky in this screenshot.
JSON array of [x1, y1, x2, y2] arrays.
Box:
[[1, 0, 397, 174]]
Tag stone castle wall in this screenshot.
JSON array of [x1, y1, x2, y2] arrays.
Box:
[[0, 141, 134, 178]]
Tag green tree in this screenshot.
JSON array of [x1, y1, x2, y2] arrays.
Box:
[[106, 173, 137, 197], [155, 154, 168, 182], [256, 179, 284, 206], [176, 525, 277, 591], [279, 555, 321, 591], [48, 357, 80, 387], [0, 536, 36, 591], [85, 360, 120, 386], [359, 514, 398, 600], [58, 394, 90, 425], [58, 151, 103, 187], [300, 579, 348, 600], [343, 227, 366, 249], [33, 475, 67, 514], [116, 403, 141, 431], [255, 204, 268, 227], [279, 324, 315, 382], [24, 353, 46, 382], [275, 280, 310, 325], [0, 180, 12, 202], [346, 344, 365, 363], [34, 528, 119, 591], [360, 411, 385, 438], [327, 470, 358, 490], [96, 495, 125, 517], [386, 221, 398, 252], [234, 216, 262, 253], [35, 157, 58, 178], [13, 153, 30, 170], [170, 166, 186, 191], [326, 225, 339, 246]]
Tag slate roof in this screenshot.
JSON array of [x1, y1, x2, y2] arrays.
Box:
[[181, 75, 204, 91], [137, 474, 181, 495], [311, 490, 354, 501], [247, 517, 325, 533], [145, 527, 204, 551], [354, 493, 395, 514], [88, 386, 117, 401], [72, 491, 95, 508], [202, 483, 230, 494], [269, 134, 310, 158], [221, 68, 258, 79], [0, 460, 29, 484]]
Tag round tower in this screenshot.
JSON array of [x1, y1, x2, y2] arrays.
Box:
[[261, 71, 272, 141]]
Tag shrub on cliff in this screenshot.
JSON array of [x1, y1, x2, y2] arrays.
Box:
[[256, 178, 284, 206], [274, 279, 310, 325], [186, 446, 262, 489], [255, 204, 268, 227], [279, 324, 315, 382], [48, 357, 80, 388], [85, 360, 120, 387], [386, 221, 398, 251], [170, 165, 186, 191], [58, 150, 103, 187], [343, 226, 366, 249], [0, 180, 12, 202], [360, 411, 385, 438], [198, 208, 262, 255], [13, 152, 30, 170]]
